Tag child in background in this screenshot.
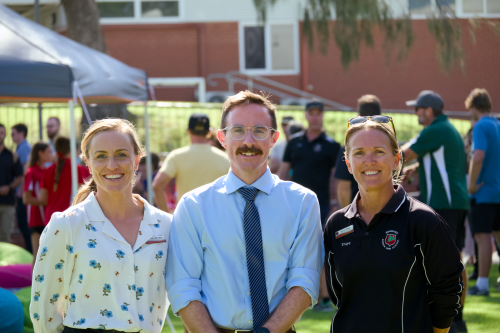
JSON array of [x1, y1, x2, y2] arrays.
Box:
[[23, 142, 52, 263], [40, 137, 89, 225]]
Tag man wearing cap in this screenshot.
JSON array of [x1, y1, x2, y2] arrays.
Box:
[[165, 91, 323, 333], [401, 90, 469, 333], [278, 101, 340, 312], [152, 113, 230, 213], [269, 116, 294, 174]]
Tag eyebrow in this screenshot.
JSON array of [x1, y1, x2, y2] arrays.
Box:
[[93, 149, 129, 154]]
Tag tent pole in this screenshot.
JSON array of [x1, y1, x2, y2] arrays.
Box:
[[145, 103, 153, 205], [38, 103, 43, 140], [69, 100, 78, 202]]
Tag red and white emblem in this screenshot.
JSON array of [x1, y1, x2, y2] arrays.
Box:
[[382, 230, 399, 250]]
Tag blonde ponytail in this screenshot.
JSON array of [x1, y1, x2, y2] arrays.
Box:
[[72, 177, 97, 205]]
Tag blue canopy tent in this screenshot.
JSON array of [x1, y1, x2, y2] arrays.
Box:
[[0, 4, 155, 202]]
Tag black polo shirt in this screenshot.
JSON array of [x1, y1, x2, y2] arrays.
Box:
[[0, 147, 23, 205], [333, 146, 358, 201], [324, 185, 463, 332], [283, 131, 340, 206]]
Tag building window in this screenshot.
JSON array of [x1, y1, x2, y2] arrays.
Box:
[[96, 0, 182, 22], [239, 22, 299, 75], [454, 0, 499, 16], [409, 0, 456, 15]]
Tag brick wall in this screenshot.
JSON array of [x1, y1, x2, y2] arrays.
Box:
[[101, 19, 500, 111]]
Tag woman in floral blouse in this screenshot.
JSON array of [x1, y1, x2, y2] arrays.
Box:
[[30, 119, 172, 333]]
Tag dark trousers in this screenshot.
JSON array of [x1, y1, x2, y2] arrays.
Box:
[[16, 197, 32, 253]]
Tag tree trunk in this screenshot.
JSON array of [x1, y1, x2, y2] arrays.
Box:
[[61, 0, 107, 53]]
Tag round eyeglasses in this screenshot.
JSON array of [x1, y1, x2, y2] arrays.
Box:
[[221, 125, 277, 141]]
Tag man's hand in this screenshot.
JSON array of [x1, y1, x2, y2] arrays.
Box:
[[402, 164, 418, 184], [0, 185, 10, 196], [468, 182, 483, 195]]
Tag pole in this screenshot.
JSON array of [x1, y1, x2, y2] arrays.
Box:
[[34, 0, 40, 24], [69, 101, 78, 201], [144, 104, 154, 205], [38, 103, 43, 140]]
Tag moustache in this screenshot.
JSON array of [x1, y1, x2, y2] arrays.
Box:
[[236, 146, 263, 155]]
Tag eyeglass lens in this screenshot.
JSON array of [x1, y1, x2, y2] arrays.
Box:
[[229, 126, 271, 140]]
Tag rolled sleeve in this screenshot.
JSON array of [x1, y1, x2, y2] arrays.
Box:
[[165, 197, 204, 314], [286, 193, 323, 308]]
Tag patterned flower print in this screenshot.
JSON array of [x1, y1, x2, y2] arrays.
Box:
[[39, 247, 48, 261], [78, 274, 83, 283], [33, 292, 40, 301], [35, 274, 44, 283], [87, 239, 97, 248], [139, 314, 144, 321], [154, 223, 160, 228], [121, 302, 129, 311], [134, 265, 138, 273], [150, 303, 154, 313], [89, 260, 102, 270], [33, 313, 40, 321], [66, 245, 73, 253], [103, 283, 111, 296], [49, 293, 59, 305], [69, 293, 76, 304], [100, 309, 113, 318], [98, 324, 107, 329], [85, 223, 97, 232], [155, 250, 163, 261], [127, 284, 136, 291], [73, 318, 86, 326], [116, 250, 125, 259], [136, 287, 144, 300], [55, 259, 64, 270]]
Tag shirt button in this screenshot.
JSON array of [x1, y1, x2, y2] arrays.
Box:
[[248, 320, 252, 324], [248, 292, 251, 296], [128, 255, 132, 260], [129, 275, 132, 279], [365, 232, 369, 236]]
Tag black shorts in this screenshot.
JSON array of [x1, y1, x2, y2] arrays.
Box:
[[434, 209, 467, 251], [30, 226, 45, 234], [470, 199, 500, 234]]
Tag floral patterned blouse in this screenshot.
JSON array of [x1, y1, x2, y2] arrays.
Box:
[[30, 192, 172, 333]]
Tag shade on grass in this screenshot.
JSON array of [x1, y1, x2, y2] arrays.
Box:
[[161, 264, 500, 333]]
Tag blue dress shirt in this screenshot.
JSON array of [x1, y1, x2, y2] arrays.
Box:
[[165, 168, 323, 330]]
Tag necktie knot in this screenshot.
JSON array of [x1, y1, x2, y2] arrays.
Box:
[[238, 187, 259, 202]]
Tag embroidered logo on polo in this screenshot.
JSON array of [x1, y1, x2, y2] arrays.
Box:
[[313, 143, 322, 152], [382, 230, 399, 250], [335, 225, 354, 239]]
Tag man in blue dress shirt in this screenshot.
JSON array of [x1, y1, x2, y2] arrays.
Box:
[[165, 91, 323, 333]]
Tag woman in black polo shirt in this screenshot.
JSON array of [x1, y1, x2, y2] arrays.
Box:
[[324, 117, 463, 333]]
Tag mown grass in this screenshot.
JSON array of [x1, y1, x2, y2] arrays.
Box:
[[162, 264, 500, 333]]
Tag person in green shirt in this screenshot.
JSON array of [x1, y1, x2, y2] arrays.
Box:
[[401, 90, 469, 333]]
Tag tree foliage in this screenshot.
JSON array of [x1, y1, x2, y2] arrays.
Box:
[[254, 0, 499, 73]]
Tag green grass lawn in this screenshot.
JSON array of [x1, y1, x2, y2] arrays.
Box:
[[162, 264, 500, 333]]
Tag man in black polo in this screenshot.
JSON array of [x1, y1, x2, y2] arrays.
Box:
[[334, 95, 382, 208], [0, 124, 24, 243], [278, 101, 340, 312]]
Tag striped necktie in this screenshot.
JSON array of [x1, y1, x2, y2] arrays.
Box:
[[238, 187, 269, 330]]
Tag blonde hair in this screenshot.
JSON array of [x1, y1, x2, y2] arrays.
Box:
[[72, 119, 146, 205], [344, 121, 402, 184]]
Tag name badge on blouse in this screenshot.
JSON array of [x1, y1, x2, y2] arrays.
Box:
[[146, 236, 167, 244], [335, 225, 354, 239]]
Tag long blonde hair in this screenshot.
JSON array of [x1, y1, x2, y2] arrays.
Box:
[[72, 119, 146, 205], [344, 120, 402, 184]]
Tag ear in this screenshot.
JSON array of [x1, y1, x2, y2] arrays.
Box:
[[217, 130, 227, 149], [135, 156, 141, 171], [270, 130, 280, 148], [393, 153, 401, 171]]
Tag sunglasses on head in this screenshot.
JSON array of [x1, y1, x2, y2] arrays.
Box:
[[347, 115, 396, 136]]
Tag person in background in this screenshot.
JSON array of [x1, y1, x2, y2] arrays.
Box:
[[208, 128, 225, 151], [325, 117, 463, 333], [278, 101, 340, 312], [0, 124, 24, 243], [269, 115, 294, 173], [335, 95, 382, 208], [152, 113, 229, 213], [465, 88, 500, 297], [11, 124, 32, 252], [286, 120, 305, 138], [46, 117, 60, 164], [23, 142, 52, 265], [39, 137, 90, 225], [401, 90, 469, 333], [165, 91, 322, 333], [133, 153, 160, 201]]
